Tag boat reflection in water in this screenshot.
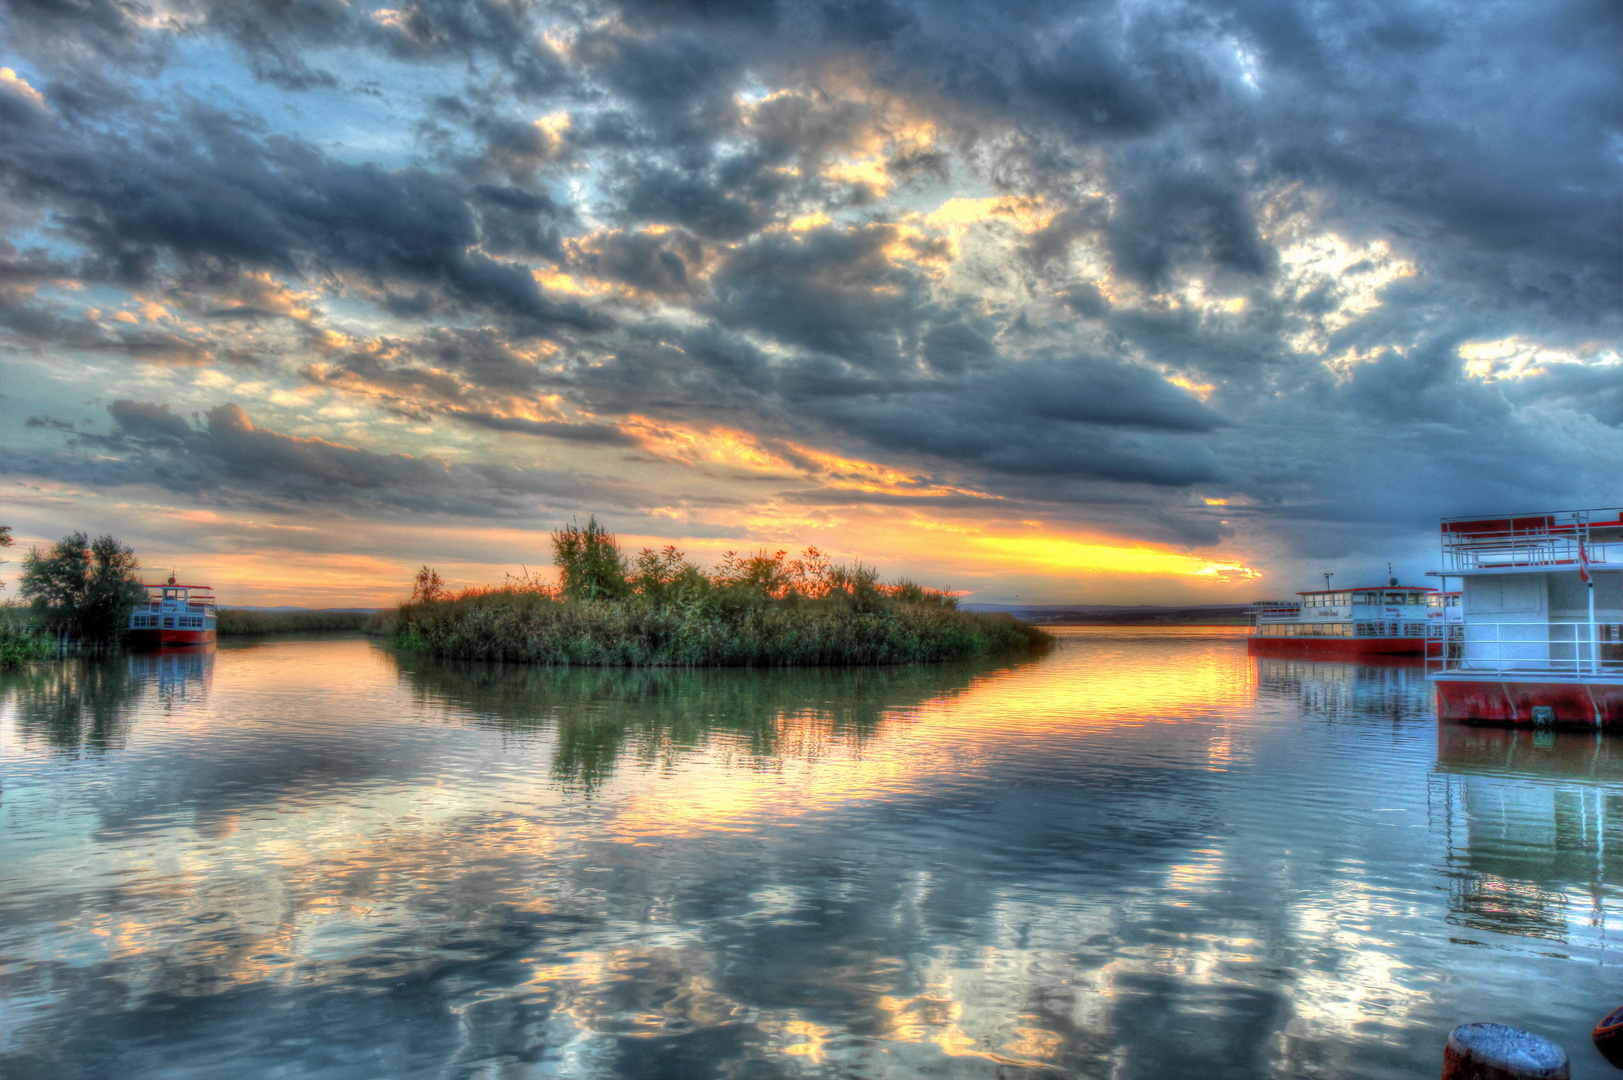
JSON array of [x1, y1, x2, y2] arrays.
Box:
[[1253, 654, 1432, 722], [1431, 724, 1622, 946], [4, 646, 213, 755]]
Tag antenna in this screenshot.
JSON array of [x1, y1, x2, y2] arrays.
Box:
[[1387, 561, 1397, 588], [1322, 572, 1333, 591]]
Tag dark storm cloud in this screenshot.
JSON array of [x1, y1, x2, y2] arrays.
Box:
[[824, 377, 1224, 488], [706, 225, 933, 370], [2, 0, 568, 94], [0, 84, 597, 334], [1105, 142, 1275, 288], [16, 400, 651, 517], [3, 0, 1620, 572]]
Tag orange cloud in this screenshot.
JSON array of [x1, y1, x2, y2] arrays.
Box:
[[616, 415, 991, 499]]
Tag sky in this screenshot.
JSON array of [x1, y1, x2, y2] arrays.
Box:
[[1, 0, 1620, 608]]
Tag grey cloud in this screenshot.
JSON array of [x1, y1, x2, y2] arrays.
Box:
[[22, 400, 649, 518], [4, 0, 1621, 569], [617, 165, 782, 242], [1105, 142, 1275, 287], [570, 229, 704, 298], [707, 225, 932, 369], [2, 95, 601, 335]]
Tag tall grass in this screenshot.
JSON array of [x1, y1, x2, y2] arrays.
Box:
[[0, 604, 54, 668], [216, 608, 373, 636], [385, 532, 1051, 667]]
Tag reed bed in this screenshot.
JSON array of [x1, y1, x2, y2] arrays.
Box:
[[384, 523, 1051, 667], [385, 591, 1047, 666], [215, 608, 374, 636]]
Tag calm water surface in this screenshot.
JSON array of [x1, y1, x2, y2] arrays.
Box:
[[2, 628, 1619, 1079]]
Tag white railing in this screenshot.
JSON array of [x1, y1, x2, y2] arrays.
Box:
[[1438, 506, 1623, 573], [1425, 620, 1623, 679]]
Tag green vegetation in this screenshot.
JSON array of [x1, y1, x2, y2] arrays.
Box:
[[216, 608, 374, 636], [18, 532, 147, 649], [384, 517, 1051, 666], [1, 525, 53, 667], [1, 604, 54, 667]]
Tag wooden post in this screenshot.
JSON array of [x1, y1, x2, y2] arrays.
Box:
[[1443, 1024, 1568, 1080]]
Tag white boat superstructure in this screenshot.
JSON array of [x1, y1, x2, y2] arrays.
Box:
[[1428, 507, 1623, 726]]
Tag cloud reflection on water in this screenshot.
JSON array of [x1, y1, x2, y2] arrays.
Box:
[[1, 632, 1619, 1079]]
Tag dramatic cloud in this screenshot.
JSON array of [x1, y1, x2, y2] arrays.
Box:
[[1, 0, 1619, 603]]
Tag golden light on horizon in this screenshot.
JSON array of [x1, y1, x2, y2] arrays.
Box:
[[969, 532, 1259, 581]]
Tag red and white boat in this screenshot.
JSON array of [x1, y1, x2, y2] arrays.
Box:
[[1247, 582, 1443, 655], [128, 577, 218, 649], [1427, 507, 1623, 728]]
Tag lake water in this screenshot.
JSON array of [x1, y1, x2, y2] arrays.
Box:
[[2, 628, 1620, 1079]]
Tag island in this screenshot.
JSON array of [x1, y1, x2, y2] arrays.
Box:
[[383, 518, 1052, 666]]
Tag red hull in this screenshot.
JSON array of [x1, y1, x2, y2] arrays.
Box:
[[1434, 677, 1623, 728], [129, 628, 217, 650], [1247, 636, 1425, 656]]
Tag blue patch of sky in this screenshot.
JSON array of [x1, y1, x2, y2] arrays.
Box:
[[157, 38, 450, 167]]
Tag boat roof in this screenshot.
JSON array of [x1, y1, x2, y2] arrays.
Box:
[[1297, 585, 1437, 595], [1440, 507, 1623, 534], [143, 581, 215, 590]]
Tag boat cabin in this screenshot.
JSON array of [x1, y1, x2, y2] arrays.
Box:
[[1428, 507, 1623, 685], [1250, 585, 1440, 641], [128, 577, 218, 647]]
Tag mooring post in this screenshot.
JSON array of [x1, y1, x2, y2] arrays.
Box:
[[1594, 1005, 1623, 1069], [1442, 1024, 1569, 1080]]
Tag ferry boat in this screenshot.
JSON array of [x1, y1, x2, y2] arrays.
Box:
[[1426, 507, 1623, 728], [127, 577, 217, 648], [1247, 581, 1441, 655]]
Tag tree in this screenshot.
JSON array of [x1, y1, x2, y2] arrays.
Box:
[[552, 517, 629, 600], [412, 565, 449, 602], [0, 524, 11, 592], [20, 532, 147, 645]]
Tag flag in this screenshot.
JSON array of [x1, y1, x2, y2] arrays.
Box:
[[1579, 540, 1591, 586]]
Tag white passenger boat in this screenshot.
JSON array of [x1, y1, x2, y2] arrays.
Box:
[[1247, 581, 1441, 655], [1427, 507, 1623, 727], [128, 576, 218, 649]]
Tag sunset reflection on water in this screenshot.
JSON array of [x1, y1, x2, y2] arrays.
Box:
[[2, 629, 1619, 1079]]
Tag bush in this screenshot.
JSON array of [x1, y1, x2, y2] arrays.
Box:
[[0, 604, 53, 668]]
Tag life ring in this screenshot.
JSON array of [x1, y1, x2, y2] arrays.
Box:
[[1595, 1005, 1623, 1069]]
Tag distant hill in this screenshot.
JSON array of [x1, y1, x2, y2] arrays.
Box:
[[961, 603, 1251, 626]]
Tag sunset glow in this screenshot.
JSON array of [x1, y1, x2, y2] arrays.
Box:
[[1, 0, 1615, 608]]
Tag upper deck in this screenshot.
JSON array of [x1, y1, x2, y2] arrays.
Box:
[[1249, 586, 1437, 623], [1437, 506, 1623, 576], [139, 582, 217, 609]]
